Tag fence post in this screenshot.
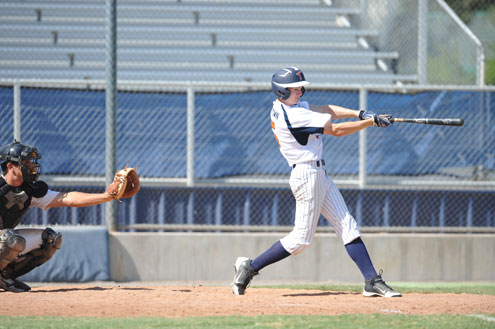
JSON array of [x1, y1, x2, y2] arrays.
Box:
[[476, 45, 485, 87], [105, 0, 117, 232], [418, 0, 428, 84], [187, 86, 195, 187], [360, 0, 369, 29], [13, 81, 21, 141], [359, 87, 368, 188]]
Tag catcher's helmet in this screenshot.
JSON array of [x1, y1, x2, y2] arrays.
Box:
[[271, 67, 310, 100], [0, 140, 42, 182]]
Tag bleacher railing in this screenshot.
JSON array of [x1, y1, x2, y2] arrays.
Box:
[[361, 0, 487, 86]]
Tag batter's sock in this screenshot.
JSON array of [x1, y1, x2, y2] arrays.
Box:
[[251, 240, 290, 272], [345, 237, 377, 281]]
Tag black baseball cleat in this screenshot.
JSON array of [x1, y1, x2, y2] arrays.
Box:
[[363, 270, 401, 298], [0, 273, 31, 292], [12, 278, 31, 292], [231, 257, 258, 295]]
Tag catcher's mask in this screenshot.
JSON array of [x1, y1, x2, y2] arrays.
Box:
[[0, 140, 42, 183]]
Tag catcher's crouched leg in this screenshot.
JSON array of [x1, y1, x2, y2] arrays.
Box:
[[0, 229, 28, 292], [3, 228, 62, 280], [0, 229, 26, 270]]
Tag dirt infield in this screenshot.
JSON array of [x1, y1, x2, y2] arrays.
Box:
[[2, 284, 494, 318]]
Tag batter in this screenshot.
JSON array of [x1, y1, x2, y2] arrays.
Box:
[[231, 67, 401, 298]]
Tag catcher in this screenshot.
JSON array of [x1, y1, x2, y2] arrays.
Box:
[[0, 140, 139, 292]]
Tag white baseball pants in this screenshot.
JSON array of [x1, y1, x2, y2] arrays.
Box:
[[280, 161, 361, 255]]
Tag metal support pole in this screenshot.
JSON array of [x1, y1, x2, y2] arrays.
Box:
[[360, 0, 369, 29], [187, 86, 195, 187], [418, 0, 428, 85], [105, 0, 117, 232], [13, 81, 21, 141], [476, 45, 486, 87], [359, 87, 367, 189]]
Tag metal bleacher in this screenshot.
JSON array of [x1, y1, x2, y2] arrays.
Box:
[[0, 0, 418, 84]]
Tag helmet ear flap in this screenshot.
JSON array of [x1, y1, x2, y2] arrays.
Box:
[[280, 88, 291, 100], [277, 86, 305, 100]]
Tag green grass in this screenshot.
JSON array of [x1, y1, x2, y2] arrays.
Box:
[[258, 281, 495, 295], [1, 314, 495, 329], [2, 283, 494, 329]]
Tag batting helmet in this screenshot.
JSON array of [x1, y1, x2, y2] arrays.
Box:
[[271, 67, 310, 100], [0, 140, 42, 182]]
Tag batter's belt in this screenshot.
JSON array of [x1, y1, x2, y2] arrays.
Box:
[[292, 159, 325, 169]]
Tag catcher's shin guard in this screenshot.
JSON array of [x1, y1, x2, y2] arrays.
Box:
[[0, 229, 26, 270], [2, 228, 62, 280]]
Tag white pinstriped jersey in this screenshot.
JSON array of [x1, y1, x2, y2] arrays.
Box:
[[270, 99, 361, 253], [270, 100, 330, 167]]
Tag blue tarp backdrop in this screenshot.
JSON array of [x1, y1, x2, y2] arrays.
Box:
[[0, 88, 493, 178], [1, 87, 494, 229]]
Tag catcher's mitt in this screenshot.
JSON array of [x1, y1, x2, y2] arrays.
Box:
[[106, 165, 140, 201]]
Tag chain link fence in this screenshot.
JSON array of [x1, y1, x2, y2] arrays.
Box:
[[1, 0, 495, 232], [1, 81, 494, 232]]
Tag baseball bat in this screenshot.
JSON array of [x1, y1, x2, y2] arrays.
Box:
[[389, 117, 464, 126]]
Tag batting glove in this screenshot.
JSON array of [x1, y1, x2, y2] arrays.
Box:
[[359, 110, 377, 120], [373, 114, 393, 127]]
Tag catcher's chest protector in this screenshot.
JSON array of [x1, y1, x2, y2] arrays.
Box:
[[0, 178, 48, 229]]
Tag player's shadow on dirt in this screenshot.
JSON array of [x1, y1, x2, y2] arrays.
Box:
[[31, 286, 152, 293], [283, 291, 358, 297]]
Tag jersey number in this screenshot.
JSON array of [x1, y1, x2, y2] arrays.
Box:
[[271, 121, 280, 146]]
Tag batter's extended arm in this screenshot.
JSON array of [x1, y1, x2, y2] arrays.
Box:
[[323, 118, 373, 137], [310, 104, 360, 119]]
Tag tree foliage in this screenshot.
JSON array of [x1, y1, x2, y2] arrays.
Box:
[[445, 0, 495, 23], [486, 58, 495, 85]]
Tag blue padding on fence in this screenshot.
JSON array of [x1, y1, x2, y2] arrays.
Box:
[[0, 87, 14, 144], [19, 226, 110, 282], [0, 88, 493, 177], [10, 186, 495, 228], [114, 187, 495, 228]]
